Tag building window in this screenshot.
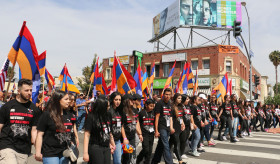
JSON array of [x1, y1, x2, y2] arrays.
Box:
[[106, 68, 111, 80], [226, 61, 232, 72], [191, 60, 198, 70], [155, 65, 160, 77], [181, 62, 185, 70], [146, 65, 151, 76], [203, 59, 210, 69], [163, 64, 169, 77], [130, 65, 134, 75]]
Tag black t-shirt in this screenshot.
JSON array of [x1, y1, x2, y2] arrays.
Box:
[[191, 105, 202, 128], [183, 104, 191, 125], [199, 104, 207, 121], [0, 99, 41, 154], [138, 110, 154, 134], [257, 107, 264, 116], [154, 99, 172, 131], [209, 102, 218, 117], [231, 102, 239, 118], [122, 108, 139, 140], [37, 111, 76, 157], [222, 103, 232, 117], [108, 107, 122, 141], [171, 106, 184, 133], [85, 113, 111, 147]]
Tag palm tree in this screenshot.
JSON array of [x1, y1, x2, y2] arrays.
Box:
[[269, 50, 280, 94]]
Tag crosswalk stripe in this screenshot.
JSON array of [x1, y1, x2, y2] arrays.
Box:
[[251, 132, 280, 136], [251, 133, 280, 138], [203, 147, 280, 160], [170, 158, 237, 164], [214, 140, 280, 150], [242, 136, 280, 143]]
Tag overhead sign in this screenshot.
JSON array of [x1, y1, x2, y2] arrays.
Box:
[[249, 49, 254, 57], [162, 53, 186, 63], [236, 36, 244, 48], [218, 45, 239, 53], [109, 56, 129, 66], [153, 79, 172, 89]]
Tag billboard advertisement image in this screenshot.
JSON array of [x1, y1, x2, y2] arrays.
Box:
[[152, 0, 241, 38]]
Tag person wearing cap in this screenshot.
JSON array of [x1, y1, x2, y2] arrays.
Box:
[[121, 94, 143, 164], [152, 88, 173, 164], [217, 95, 236, 142], [198, 93, 215, 147], [76, 93, 87, 133]]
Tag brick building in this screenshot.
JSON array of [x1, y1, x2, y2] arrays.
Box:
[[102, 45, 266, 101]]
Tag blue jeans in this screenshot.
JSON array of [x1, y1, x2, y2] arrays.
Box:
[[152, 128, 172, 164], [43, 156, 69, 164], [191, 127, 200, 152], [112, 140, 122, 164], [224, 117, 239, 137], [77, 110, 86, 131]]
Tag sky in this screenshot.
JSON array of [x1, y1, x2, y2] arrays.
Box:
[[0, 0, 279, 85]]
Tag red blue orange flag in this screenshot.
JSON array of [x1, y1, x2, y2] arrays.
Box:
[[213, 73, 229, 101], [96, 73, 109, 95], [133, 60, 142, 96], [90, 57, 99, 83], [60, 64, 80, 94], [38, 51, 46, 76], [149, 61, 155, 98], [45, 68, 55, 92], [111, 52, 136, 94], [163, 60, 176, 91], [7, 21, 39, 80], [193, 69, 198, 96]]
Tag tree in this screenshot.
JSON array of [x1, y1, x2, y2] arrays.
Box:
[[7, 66, 16, 81], [269, 50, 280, 95], [273, 83, 280, 95], [265, 94, 280, 105], [77, 54, 103, 96]]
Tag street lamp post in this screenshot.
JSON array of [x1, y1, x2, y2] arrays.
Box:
[[241, 2, 252, 100]]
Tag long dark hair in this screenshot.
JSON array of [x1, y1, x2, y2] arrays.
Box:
[[122, 98, 134, 120], [92, 98, 109, 122], [45, 90, 68, 132], [109, 92, 121, 107], [181, 94, 190, 105]]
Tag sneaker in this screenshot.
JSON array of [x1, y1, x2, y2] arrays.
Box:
[[230, 139, 237, 143], [181, 154, 188, 159], [197, 147, 206, 152], [189, 151, 200, 157], [248, 134, 253, 137], [208, 142, 216, 146], [200, 143, 205, 147], [222, 135, 227, 141], [235, 138, 239, 142], [217, 136, 223, 141], [232, 138, 239, 142]]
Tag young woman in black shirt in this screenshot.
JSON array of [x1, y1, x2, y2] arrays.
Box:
[[256, 102, 265, 132], [108, 92, 123, 164], [83, 98, 116, 164], [209, 95, 219, 140], [217, 95, 236, 142], [169, 93, 186, 164], [181, 94, 191, 158], [121, 94, 142, 164], [35, 91, 78, 164]]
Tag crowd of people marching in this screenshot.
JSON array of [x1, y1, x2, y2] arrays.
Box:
[[0, 79, 279, 164]]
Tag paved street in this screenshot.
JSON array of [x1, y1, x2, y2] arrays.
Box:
[[28, 130, 280, 164]]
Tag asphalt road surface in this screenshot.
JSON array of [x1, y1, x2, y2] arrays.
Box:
[[28, 130, 280, 164]]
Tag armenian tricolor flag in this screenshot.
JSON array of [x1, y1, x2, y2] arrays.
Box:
[[213, 73, 229, 101], [133, 60, 142, 96], [45, 68, 55, 91], [38, 51, 46, 76], [111, 52, 136, 94], [60, 64, 80, 94], [7, 21, 39, 80], [90, 57, 99, 83], [193, 69, 198, 96], [96, 73, 109, 95], [163, 60, 176, 92], [149, 61, 155, 98]]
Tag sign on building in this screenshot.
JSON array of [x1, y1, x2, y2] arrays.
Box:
[[162, 53, 186, 63], [109, 56, 129, 66]]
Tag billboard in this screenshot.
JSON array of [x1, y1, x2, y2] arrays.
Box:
[[152, 0, 241, 37], [152, 0, 180, 37]]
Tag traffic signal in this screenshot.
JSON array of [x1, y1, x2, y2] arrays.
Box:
[[254, 74, 260, 86], [233, 20, 242, 38]]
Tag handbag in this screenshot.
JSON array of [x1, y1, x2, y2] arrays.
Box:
[[63, 143, 79, 162]]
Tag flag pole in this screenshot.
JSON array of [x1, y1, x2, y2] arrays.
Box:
[[86, 81, 93, 98], [4, 21, 26, 101], [116, 56, 133, 94]]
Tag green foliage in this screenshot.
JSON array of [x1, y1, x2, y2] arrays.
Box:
[[269, 50, 280, 66], [77, 54, 103, 96], [7, 66, 16, 80], [264, 94, 280, 105], [273, 83, 280, 94]]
